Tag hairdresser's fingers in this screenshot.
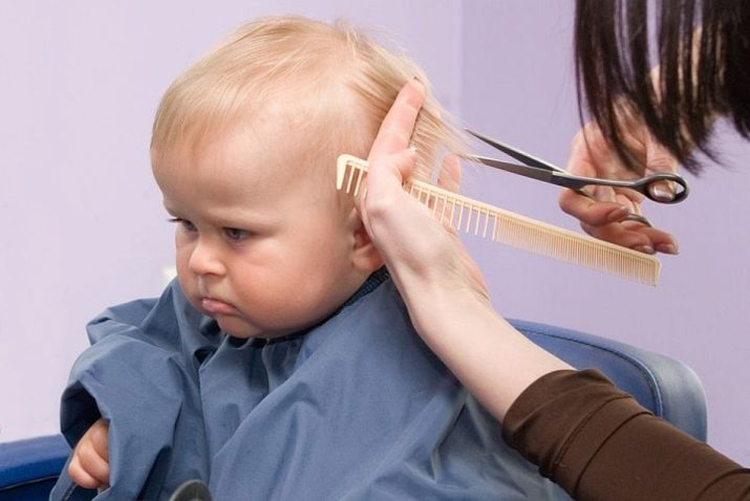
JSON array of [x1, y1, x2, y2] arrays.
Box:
[[644, 131, 679, 174], [362, 78, 425, 223], [437, 154, 461, 193], [561, 183, 663, 253], [562, 129, 642, 223], [561, 113, 683, 254], [560, 180, 647, 250], [368, 79, 425, 160], [357, 149, 418, 231], [565, 127, 611, 178], [433, 154, 461, 225], [589, 224, 677, 255], [561, 187, 679, 254], [434, 155, 490, 297], [363, 149, 460, 290], [363, 150, 416, 201], [559, 189, 633, 227], [644, 133, 682, 202], [579, 221, 656, 254], [578, 217, 678, 255], [560, 175, 649, 222], [622, 222, 679, 254]]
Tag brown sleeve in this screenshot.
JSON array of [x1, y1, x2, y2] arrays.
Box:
[[502, 369, 750, 501]]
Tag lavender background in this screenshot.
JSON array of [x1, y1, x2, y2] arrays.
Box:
[[2, 1, 748, 464]]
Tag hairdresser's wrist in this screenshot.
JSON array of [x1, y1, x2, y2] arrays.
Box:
[[408, 284, 572, 420], [385, 250, 490, 332], [406, 281, 495, 347]]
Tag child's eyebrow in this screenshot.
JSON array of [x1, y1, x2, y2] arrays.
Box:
[[161, 201, 283, 229]]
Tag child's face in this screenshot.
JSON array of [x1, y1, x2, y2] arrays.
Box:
[[153, 121, 369, 339]]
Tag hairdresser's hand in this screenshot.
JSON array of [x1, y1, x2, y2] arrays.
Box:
[[68, 418, 110, 490], [359, 80, 489, 326], [560, 122, 680, 255], [359, 81, 573, 421]]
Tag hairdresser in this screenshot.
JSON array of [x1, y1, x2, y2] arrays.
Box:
[[359, 1, 750, 500]]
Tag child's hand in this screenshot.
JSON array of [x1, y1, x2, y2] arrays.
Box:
[[68, 418, 110, 490]]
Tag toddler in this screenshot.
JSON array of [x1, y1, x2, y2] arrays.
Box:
[[51, 16, 573, 500]]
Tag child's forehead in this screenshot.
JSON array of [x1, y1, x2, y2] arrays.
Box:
[[152, 82, 375, 192], [155, 133, 335, 212], [157, 118, 333, 191]]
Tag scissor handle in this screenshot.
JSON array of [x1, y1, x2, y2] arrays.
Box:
[[639, 173, 690, 203], [569, 172, 689, 204]]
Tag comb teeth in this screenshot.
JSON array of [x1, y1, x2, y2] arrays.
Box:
[[337, 154, 660, 286]]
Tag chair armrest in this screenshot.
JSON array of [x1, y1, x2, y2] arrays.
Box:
[[0, 435, 71, 500]]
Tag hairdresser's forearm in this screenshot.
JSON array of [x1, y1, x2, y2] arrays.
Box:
[[397, 279, 572, 420]]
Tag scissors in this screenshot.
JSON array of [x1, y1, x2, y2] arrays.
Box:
[[466, 130, 690, 210]]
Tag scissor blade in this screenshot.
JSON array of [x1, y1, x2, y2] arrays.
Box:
[[473, 155, 558, 184], [466, 129, 566, 173]]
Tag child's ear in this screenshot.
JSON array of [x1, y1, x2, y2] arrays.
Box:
[[347, 209, 384, 272]]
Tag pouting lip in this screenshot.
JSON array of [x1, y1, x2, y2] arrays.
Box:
[[200, 296, 238, 316]]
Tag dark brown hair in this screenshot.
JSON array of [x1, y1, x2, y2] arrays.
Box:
[[574, 0, 749, 173]]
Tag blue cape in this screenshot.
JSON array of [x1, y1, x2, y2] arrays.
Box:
[[52, 272, 571, 500]]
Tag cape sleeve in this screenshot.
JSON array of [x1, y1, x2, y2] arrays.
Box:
[[50, 281, 219, 501]]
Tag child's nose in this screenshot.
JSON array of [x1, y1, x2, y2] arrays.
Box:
[[188, 239, 226, 277]]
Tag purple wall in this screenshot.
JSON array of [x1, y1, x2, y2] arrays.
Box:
[[2, 0, 748, 466]]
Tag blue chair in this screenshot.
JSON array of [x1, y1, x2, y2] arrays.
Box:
[[512, 319, 707, 441], [0, 435, 70, 501], [0, 320, 707, 500]]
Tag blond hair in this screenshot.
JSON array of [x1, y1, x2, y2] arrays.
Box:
[[150, 15, 465, 181]]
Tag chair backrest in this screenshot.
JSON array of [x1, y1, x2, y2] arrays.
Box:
[[0, 320, 708, 500], [511, 319, 707, 441]]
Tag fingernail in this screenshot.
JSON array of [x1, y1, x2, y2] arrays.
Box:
[[656, 243, 679, 255], [635, 245, 655, 255], [649, 185, 675, 202], [607, 205, 630, 223]]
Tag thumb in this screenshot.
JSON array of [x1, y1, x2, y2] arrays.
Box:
[[645, 134, 680, 202]]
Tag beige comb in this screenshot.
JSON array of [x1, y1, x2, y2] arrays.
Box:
[[337, 154, 660, 286]]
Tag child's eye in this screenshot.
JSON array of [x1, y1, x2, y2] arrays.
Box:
[[224, 228, 251, 241], [167, 217, 197, 232]]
